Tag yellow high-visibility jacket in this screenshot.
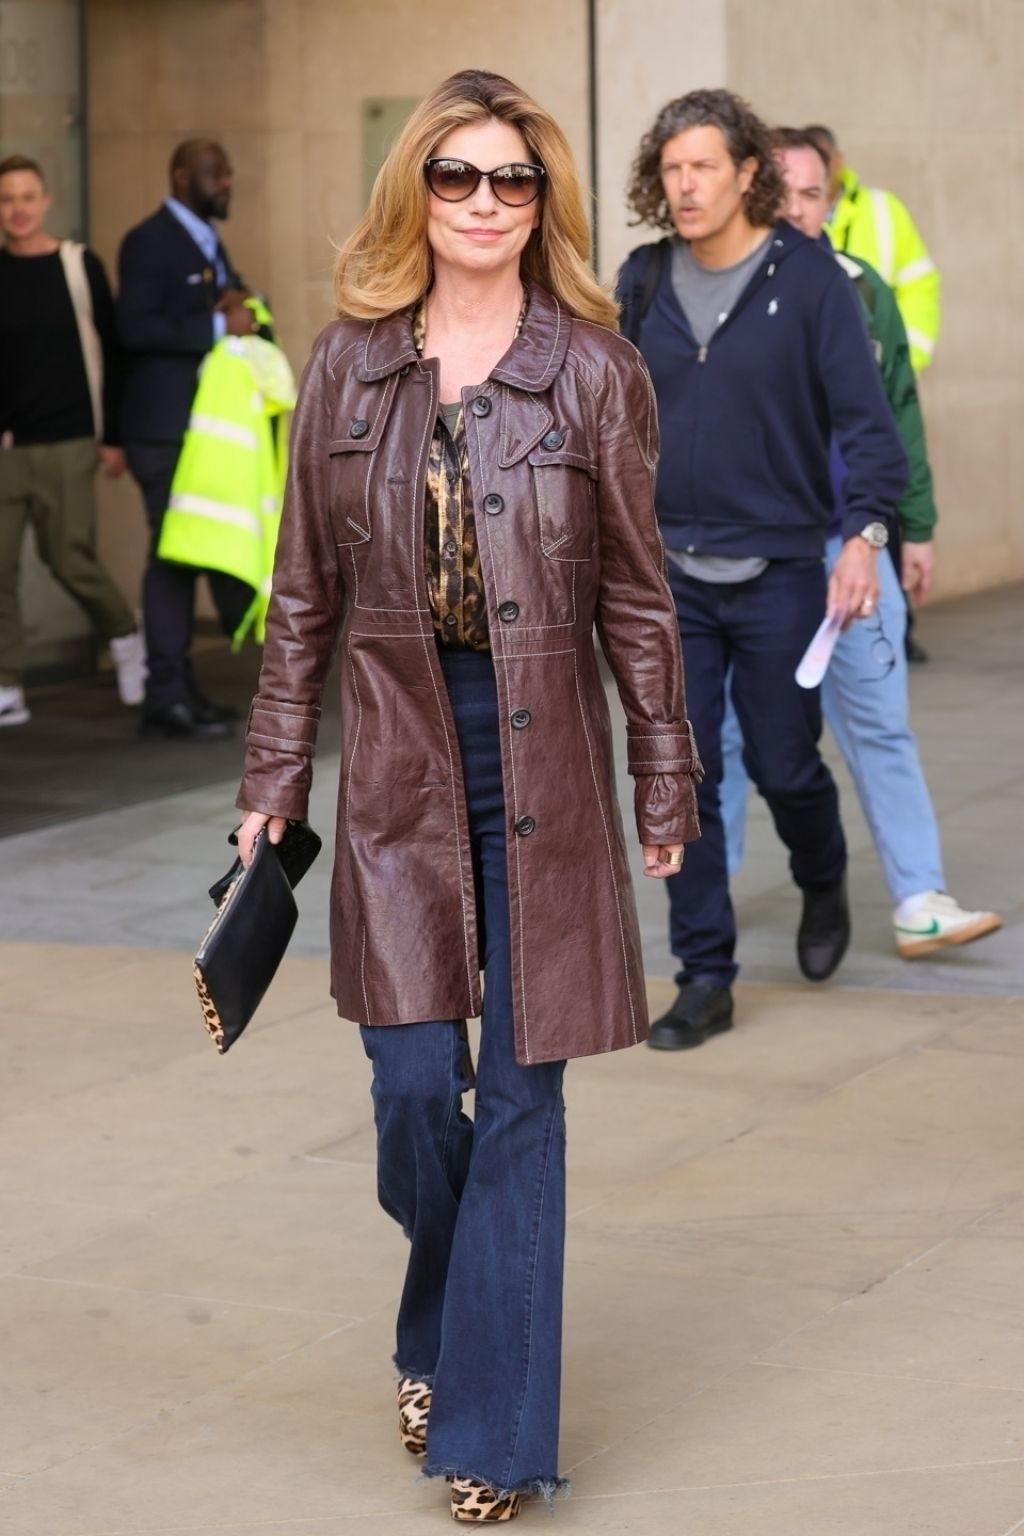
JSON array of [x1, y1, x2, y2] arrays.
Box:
[[158, 324, 296, 644], [826, 167, 941, 372]]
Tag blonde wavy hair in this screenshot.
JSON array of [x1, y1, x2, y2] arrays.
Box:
[[335, 69, 617, 329]]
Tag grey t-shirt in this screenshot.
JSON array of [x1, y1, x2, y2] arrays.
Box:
[[669, 232, 773, 583], [670, 231, 771, 347]]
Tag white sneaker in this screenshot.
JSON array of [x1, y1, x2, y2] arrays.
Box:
[[109, 630, 147, 706], [0, 684, 30, 726], [895, 891, 1003, 959]]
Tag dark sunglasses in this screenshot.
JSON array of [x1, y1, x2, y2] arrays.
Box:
[[424, 157, 546, 207]]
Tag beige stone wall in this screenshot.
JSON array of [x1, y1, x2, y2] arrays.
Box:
[[87, 0, 270, 609], [724, 0, 1024, 596], [84, 0, 1022, 613], [595, 0, 726, 279], [87, 0, 589, 607]]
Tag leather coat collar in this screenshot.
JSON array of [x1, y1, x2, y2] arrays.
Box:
[[355, 280, 570, 393]]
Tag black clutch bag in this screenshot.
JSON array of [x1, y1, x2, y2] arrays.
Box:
[[194, 821, 322, 1054]]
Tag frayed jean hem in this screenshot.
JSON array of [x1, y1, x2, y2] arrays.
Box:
[[393, 1354, 435, 1388], [420, 1461, 571, 1511]]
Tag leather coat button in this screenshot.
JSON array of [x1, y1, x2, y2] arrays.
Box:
[[511, 709, 532, 729], [483, 493, 504, 515], [471, 395, 492, 417], [541, 428, 564, 450], [444, 614, 457, 627], [444, 540, 458, 557], [498, 601, 520, 623], [349, 419, 370, 439], [514, 815, 536, 837]]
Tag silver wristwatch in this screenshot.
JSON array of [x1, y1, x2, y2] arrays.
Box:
[[858, 521, 889, 550]]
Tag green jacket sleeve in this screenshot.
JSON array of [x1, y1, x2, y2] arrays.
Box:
[[868, 268, 938, 542]]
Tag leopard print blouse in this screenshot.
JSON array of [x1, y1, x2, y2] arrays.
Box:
[[414, 297, 526, 653]]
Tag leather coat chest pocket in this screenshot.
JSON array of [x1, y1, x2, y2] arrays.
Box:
[[326, 380, 397, 546], [527, 440, 598, 561]]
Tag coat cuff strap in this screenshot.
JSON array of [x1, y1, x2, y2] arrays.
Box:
[[246, 698, 321, 755], [626, 724, 703, 778]]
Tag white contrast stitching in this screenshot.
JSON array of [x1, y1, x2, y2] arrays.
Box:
[[364, 318, 417, 374], [516, 563, 577, 632], [500, 647, 575, 659], [349, 630, 431, 638], [410, 375, 478, 1011], [495, 300, 563, 387], [573, 650, 638, 1044], [327, 337, 360, 380], [360, 925, 372, 1026], [344, 630, 363, 836], [498, 645, 530, 1064]]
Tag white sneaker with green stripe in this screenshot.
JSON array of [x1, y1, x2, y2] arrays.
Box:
[[894, 891, 1002, 959]]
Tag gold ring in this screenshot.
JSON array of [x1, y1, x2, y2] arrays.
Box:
[[661, 849, 683, 866]]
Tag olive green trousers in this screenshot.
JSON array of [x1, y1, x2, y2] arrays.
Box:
[[0, 438, 135, 684]]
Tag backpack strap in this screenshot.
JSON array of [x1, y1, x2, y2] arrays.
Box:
[[60, 241, 104, 440], [620, 237, 670, 345]]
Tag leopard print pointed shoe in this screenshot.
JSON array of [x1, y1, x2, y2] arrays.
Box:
[[397, 1375, 432, 1456], [450, 1476, 522, 1522]]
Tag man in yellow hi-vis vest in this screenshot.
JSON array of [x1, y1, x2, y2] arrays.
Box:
[[808, 124, 941, 374], [158, 298, 295, 648]]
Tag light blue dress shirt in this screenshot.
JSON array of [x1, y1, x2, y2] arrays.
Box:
[[164, 197, 228, 340]]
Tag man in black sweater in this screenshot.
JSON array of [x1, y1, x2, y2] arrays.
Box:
[[0, 155, 145, 726], [118, 139, 259, 740]]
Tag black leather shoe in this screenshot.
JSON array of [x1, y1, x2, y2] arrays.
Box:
[[189, 691, 241, 724], [797, 878, 851, 981], [648, 980, 734, 1051], [139, 702, 234, 741]]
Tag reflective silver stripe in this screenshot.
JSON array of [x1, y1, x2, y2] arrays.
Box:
[[869, 188, 894, 280], [896, 256, 936, 285], [188, 413, 259, 450], [168, 492, 262, 537], [906, 327, 935, 358]]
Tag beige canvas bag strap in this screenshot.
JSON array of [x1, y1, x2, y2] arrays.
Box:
[[59, 240, 104, 440]]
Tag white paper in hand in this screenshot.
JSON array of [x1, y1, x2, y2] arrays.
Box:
[[796, 612, 843, 690]]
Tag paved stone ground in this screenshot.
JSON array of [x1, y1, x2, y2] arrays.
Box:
[[1, 584, 1021, 1535]]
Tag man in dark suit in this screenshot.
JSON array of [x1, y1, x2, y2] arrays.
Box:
[[118, 139, 260, 739]]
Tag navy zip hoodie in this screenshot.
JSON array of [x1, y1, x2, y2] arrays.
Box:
[[616, 221, 907, 558]]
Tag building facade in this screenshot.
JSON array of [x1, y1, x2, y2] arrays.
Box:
[[3, 0, 1021, 672]]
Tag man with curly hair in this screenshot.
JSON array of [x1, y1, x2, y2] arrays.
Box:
[[617, 88, 908, 1050]]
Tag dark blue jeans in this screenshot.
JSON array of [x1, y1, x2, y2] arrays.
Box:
[[665, 558, 847, 987], [360, 649, 568, 1499]]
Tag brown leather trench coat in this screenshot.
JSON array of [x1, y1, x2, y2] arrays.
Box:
[[237, 281, 702, 1065]]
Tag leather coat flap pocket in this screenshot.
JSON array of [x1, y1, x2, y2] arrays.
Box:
[[497, 391, 554, 468], [327, 373, 399, 456], [324, 445, 373, 545], [326, 383, 399, 545], [527, 435, 598, 478], [528, 440, 598, 561]]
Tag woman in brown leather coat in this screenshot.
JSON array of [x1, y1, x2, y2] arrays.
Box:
[[236, 69, 701, 1522]]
